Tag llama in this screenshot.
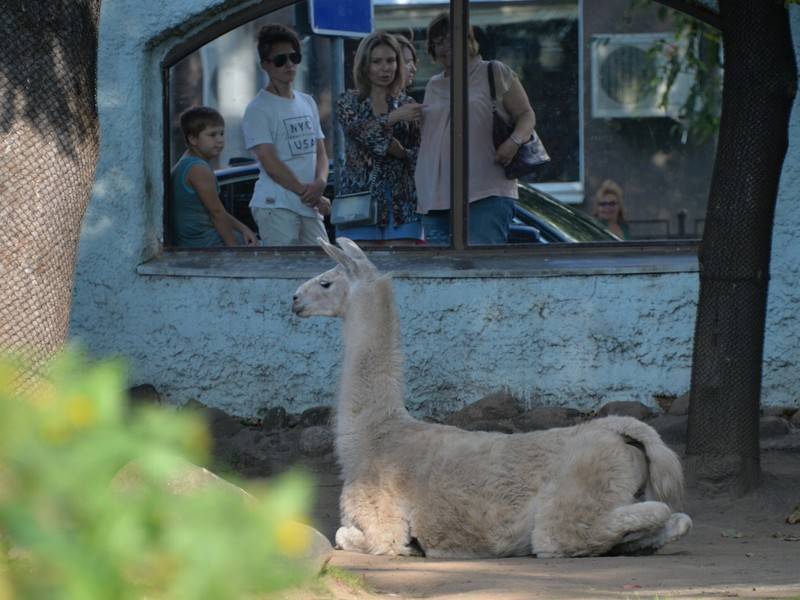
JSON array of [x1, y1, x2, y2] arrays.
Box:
[[292, 237, 692, 558]]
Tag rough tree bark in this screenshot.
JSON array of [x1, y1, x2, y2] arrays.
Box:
[[0, 1, 101, 379], [686, 0, 797, 496]]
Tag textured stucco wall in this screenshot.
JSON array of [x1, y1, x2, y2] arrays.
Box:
[[70, 1, 799, 418]]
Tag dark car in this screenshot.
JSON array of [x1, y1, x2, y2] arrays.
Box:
[[215, 162, 618, 244]]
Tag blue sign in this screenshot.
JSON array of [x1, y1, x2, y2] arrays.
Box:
[[310, 0, 373, 37]]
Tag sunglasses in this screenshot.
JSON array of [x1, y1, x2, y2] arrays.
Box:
[[269, 52, 302, 67], [597, 201, 618, 207]]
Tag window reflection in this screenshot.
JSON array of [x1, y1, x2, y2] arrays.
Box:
[[166, 0, 718, 248]]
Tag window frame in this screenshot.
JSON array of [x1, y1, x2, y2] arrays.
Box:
[[158, 0, 719, 258]]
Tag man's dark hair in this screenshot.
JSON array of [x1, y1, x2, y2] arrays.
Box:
[[178, 106, 224, 143], [257, 23, 301, 62]]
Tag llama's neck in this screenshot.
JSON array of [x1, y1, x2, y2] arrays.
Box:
[[336, 275, 409, 437]]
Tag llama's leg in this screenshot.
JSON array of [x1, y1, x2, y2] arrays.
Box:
[[610, 511, 692, 555], [337, 480, 419, 556], [532, 432, 654, 558]]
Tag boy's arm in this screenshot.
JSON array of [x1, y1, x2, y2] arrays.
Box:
[[300, 139, 329, 207], [225, 214, 258, 245], [250, 143, 309, 200], [186, 163, 240, 247]]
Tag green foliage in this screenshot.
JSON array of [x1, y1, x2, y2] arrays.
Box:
[[0, 349, 315, 599], [628, 0, 723, 143]]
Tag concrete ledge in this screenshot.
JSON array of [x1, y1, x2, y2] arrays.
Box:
[[137, 243, 700, 280]]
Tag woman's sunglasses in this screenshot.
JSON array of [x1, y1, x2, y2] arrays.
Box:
[[269, 52, 302, 67]]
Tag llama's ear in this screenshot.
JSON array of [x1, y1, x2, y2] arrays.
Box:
[[336, 237, 368, 262], [318, 237, 357, 275]]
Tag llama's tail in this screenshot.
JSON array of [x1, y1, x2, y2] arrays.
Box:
[[592, 416, 685, 510]]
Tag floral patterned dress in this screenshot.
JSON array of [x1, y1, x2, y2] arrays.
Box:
[[335, 89, 420, 229]]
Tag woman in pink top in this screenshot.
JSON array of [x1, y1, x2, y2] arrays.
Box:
[[414, 14, 537, 245]]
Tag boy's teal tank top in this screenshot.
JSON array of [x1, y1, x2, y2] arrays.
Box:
[[170, 156, 224, 247]]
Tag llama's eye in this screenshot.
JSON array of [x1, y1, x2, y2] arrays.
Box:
[[320, 281, 331, 289]]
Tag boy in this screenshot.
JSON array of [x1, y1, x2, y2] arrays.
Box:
[[171, 106, 257, 247], [242, 24, 330, 246]]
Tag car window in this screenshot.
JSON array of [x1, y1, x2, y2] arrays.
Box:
[[516, 186, 617, 243]]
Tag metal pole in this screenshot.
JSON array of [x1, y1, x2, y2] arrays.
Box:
[[332, 37, 346, 193]]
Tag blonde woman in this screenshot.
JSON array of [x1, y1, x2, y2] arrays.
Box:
[[592, 179, 629, 240], [395, 33, 418, 90], [334, 31, 424, 245]]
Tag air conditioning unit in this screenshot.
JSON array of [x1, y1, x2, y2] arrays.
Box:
[[591, 33, 693, 119]]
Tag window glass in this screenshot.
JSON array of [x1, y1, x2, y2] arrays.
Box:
[[166, 0, 719, 248]]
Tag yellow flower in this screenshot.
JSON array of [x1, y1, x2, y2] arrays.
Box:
[[66, 394, 96, 428], [275, 520, 310, 558]]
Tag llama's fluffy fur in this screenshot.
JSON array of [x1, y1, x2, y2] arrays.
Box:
[[292, 237, 692, 558]]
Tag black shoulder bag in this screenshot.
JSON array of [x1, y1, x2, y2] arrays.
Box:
[[488, 61, 550, 180]]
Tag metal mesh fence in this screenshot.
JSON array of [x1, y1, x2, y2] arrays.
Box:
[[0, 1, 100, 383], [686, 0, 796, 494]]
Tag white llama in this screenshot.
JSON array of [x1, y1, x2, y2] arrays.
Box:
[[292, 237, 692, 558]]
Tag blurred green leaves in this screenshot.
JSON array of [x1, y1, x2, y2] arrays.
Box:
[[0, 348, 315, 599]]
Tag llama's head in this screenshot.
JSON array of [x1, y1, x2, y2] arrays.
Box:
[[292, 237, 379, 318]]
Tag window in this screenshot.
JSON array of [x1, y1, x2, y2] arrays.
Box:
[[163, 0, 719, 250]]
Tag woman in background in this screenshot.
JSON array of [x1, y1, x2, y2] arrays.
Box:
[[591, 179, 630, 240], [335, 31, 424, 245], [415, 13, 537, 246]]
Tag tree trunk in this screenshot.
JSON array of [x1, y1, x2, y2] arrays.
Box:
[[0, 1, 101, 381], [686, 0, 796, 496]]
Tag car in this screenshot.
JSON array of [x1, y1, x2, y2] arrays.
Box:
[[215, 161, 618, 244]]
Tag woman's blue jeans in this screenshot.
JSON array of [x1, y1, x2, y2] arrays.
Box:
[[421, 195, 515, 246]]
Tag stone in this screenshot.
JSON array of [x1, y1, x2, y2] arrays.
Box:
[[792, 410, 800, 428], [647, 415, 688, 444], [760, 416, 791, 439], [513, 407, 582, 432], [111, 459, 332, 573], [444, 391, 522, 428], [762, 406, 795, 418], [180, 400, 244, 440], [461, 420, 515, 434], [262, 406, 289, 431], [128, 383, 161, 407], [597, 401, 653, 421], [207, 406, 245, 440], [299, 406, 332, 428], [668, 392, 691, 416], [299, 426, 334, 457]]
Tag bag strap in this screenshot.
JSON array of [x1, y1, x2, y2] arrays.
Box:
[[487, 60, 498, 109]]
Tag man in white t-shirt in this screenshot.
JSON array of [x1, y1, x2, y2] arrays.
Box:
[[242, 24, 330, 246]]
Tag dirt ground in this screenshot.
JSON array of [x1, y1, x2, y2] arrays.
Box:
[[302, 449, 800, 600]]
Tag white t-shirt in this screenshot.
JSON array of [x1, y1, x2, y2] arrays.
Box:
[[242, 88, 325, 218]]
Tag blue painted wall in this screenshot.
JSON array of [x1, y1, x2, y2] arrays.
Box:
[[69, 1, 800, 418]]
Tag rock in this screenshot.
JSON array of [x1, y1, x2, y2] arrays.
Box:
[[207, 407, 245, 440], [299, 426, 334, 457], [513, 407, 582, 432], [111, 457, 252, 500], [223, 428, 274, 476], [597, 401, 653, 421], [787, 505, 800, 525], [128, 384, 161, 407], [181, 400, 244, 440], [760, 416, 791, 438], [444, 391, 522, 428], [299, 406, 332, 428], [293, 522, 334, 573], [648, 415, 688, 444], [762, 406, 796, 418], [461, 420, 515, 433], [668, 392, 690, 416], [111, 459, 332, 573], [792, 410, 800, 428], [262, 406, 289, 431]]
